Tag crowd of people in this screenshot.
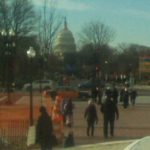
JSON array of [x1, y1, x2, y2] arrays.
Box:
[[85, 82, 138, 139], [86, 85, 119, 139], [35, 81, 138, 150], [91, 83, 138, 107]]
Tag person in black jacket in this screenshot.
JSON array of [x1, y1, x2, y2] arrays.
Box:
[[112, 84, 119, 105], [84, 99, 98, 136], [91, 86, 98, 103], [101, 89, 119, 138], [36, 106, 53, 150], [129, 88, 137, 106], [123, 87, 129, 108]]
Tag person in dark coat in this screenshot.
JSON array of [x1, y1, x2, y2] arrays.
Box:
[[36, 106, 53, 150], [84, 99, 98, 136], [101, 91, 119, 138], [129, 88, 137, 106], [97, 87, 103, 105], [123, 87, 130, 108], [119, 87, 124, 102], [91, 86, 98, 103], [112, 84, 119, 105]]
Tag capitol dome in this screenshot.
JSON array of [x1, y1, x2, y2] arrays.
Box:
[[54, 18, 76, 56]]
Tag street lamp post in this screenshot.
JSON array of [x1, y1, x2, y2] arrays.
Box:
[[1, 29, 15, 103], [27, 46, 36, 126]]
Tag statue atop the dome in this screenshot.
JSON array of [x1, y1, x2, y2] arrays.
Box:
[[64, 17, 68, 29]]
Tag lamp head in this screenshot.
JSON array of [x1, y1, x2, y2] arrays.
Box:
[[1, 29, 7, 36], [27, 46, 36, 58], [9, 29, 15, 36]]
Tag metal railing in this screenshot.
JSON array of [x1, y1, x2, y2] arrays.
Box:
[[0, 120, 29, 150]]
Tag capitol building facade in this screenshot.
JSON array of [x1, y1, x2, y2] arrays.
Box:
[[54, 18, 76, 57]]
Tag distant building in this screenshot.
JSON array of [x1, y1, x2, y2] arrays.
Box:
[[139, 56, 150, 73], [54, 18, 76, 58]]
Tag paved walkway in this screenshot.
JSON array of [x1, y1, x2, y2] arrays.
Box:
[[51, 99, 150, 149], [72, 101, 150, 145], [0, 86, 150, 150], [32, 99, 150, 150]]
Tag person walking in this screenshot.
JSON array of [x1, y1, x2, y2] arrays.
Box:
[[101, 90, 119, 139], [123, 87, 130, 108], [97, 86, 103, 105], [84, 99, 98, 136], [63, 99, 75, 147], [112, 84, 119, 105], [130, 88, 137, 106], [119, 86, 124, 102], [64, 98, 74, 127], [91, 86, 98, 103], [36, 106, 54, 150], [61, 98, 68, 125]]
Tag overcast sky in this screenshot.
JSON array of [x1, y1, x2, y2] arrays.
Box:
[[33, 0, 150, 47]]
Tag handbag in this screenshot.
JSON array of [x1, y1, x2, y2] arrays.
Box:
[[27, 125, 36, 146]]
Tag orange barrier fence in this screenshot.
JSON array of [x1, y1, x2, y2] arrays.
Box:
[[0, 120, 29, 144], [0, 92, 64, 145], [0, 105, 39, 144]]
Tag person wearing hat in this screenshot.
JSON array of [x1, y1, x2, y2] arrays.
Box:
[[84, 99, 98, 136], [36, 106, 54, 150]]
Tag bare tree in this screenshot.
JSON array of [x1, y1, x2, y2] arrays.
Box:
[[0, 0, 36, 86], [11, 0, 36, 37], [79, 20, 115, 48], [37, 0, 62, 55], [0, 0, 36, 37], [0, 0, 10, 31]]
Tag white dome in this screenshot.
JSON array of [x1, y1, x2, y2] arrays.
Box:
[[54, 19, 76, 54]]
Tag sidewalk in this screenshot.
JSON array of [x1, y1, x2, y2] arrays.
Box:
[[61, 140, 135, 150], [31, 98, 150, 150], [134, 85, 150, 90], [73, 100, 150, 143]]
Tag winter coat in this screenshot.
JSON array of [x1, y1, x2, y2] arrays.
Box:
[[36, 112, 53, 147], [130, 90, 137, 99], [101, 98, 119, 120], [84, 103, 98, 123], [112, 87, 119, 104]]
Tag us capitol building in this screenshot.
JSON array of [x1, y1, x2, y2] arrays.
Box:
[[54, 18, 76, 58]]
